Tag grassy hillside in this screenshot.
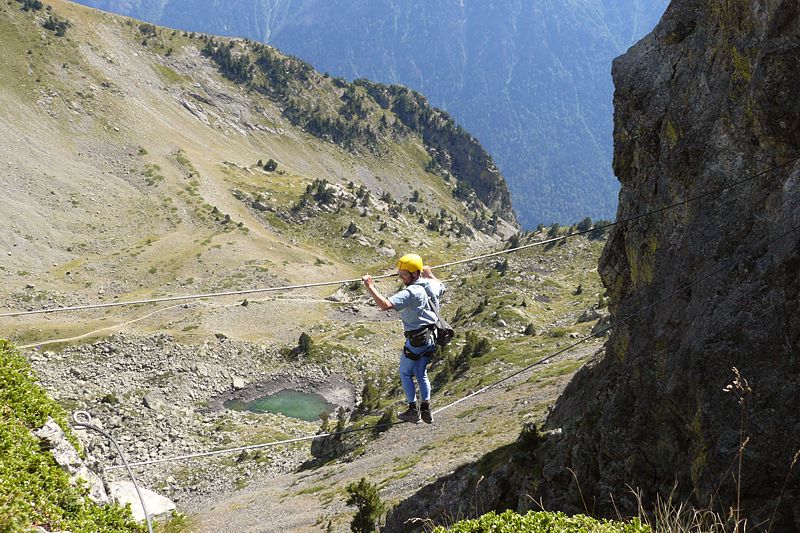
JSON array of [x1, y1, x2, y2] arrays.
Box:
[[0, 0, 513, 347]]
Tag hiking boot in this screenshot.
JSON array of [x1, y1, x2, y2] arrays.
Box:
[[398, 404, 420, 423], [420, 404, 433, 424]]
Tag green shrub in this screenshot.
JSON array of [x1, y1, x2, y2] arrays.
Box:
[[298, 332, 313, 354], [517, 422, 545, 453], [576, 216, 593, 233], [346, 478, 386, 533], [372, 407, 396, 436], [359, 379, 380, 412], [0, 340, 143, 532], [319, 411, 330, 432], [433, 509, 650, 532], [42, 14, 70, 36], [18, 0, 43, 11], [589, 220, 612, 241], [334, 407, 347, 438], [474, 338, 491, 357]]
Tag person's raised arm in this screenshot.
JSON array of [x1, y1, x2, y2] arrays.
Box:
[[362, 274, 394, 311], [421, 266, 437, 280]]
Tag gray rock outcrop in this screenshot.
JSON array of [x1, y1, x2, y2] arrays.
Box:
[[34, 418, 109, 505], [109, 481, 176, 521], [537, 0, 800, 528]]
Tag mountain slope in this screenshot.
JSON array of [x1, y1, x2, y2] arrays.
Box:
[[1, 0, 515, 347], [72, 0, 669, 227], [0, 3, 618, 531]]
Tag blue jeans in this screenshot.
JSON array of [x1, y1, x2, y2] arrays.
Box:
[[399, 349, 432, 404]]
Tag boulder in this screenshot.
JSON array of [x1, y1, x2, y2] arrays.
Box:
[[109, 481, 176, 522], [34, 419, 109, 504], [377, 246, 396, 257], [310, 432, 346, 460], [590, 313, 613, 336], [142, 392, 165, 410], [576, 307, 606, 323]]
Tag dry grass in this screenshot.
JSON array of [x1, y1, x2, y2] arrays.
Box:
[[632, 485, 739, 533], [628, 368, 798, 533]]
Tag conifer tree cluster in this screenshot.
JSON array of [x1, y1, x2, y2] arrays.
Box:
[[202, 39, 252, 83], [198, 38, 514, 222]]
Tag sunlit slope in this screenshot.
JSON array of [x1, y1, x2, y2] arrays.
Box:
[[0, 0, 514, 344]]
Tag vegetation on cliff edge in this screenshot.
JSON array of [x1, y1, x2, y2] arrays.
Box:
[[0, 340, 143, 532], [433, 509, 650, 532]]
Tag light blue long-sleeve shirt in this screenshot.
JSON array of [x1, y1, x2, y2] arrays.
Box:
[[389, 278, 446, 355]]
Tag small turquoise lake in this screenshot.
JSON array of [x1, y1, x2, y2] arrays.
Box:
[[223, 389, 336, 421]]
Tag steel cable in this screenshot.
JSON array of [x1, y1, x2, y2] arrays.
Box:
[[104, 224, 799, 470], [71, 411, 154, 533], [3, 154, 798, 319]]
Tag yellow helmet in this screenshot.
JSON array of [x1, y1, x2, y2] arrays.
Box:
[[397, 253, 423, 274]]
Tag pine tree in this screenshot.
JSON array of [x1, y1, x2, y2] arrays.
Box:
[[298, 332, 312, 354], [360, 380, 380, 411], [346, 478, 386, 533], [474, 337, 491, 357], [372, 407, 395, 435], [334, 407, 348, 440], [576, 216, 593, 233]]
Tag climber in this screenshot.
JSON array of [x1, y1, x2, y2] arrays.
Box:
[[362, 253, 445, 424]]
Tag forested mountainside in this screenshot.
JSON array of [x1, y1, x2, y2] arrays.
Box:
[[72, 0, 669, 227]]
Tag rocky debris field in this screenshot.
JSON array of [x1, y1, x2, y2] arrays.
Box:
[[26, 333, 357, 503]]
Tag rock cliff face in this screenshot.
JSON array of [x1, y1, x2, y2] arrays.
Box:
[[537, 0, 800, 527], [383, 1, 799, 530]]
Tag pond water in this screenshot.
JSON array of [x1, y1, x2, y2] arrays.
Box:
[[223, 389, 336, 421]]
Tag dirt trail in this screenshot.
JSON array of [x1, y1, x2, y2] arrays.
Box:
[[192, 344, 599, 532]]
